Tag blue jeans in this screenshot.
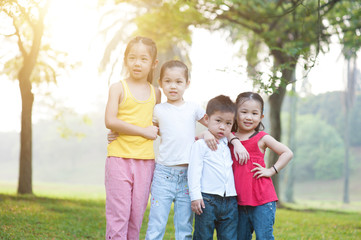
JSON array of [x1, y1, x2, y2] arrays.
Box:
[[193, 193, 238, 240], [237, 201, 276, 240], [145, 164, 193, 240]]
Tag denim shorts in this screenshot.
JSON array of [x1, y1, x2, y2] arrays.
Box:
[[237, 201, 276, 240], [193, 193, 238, 240]]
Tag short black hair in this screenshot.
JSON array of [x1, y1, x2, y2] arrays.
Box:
[[159, 60, 189, 82], [206, 95, 236, 116]]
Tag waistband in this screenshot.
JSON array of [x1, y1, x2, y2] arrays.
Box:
[[155, 163, 188, 175]]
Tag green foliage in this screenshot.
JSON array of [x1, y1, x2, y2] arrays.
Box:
[[325, 0, 361, 58], [135, 1, 207, 54], [293, 114, 345, 180], [296, 92, 361, 146]]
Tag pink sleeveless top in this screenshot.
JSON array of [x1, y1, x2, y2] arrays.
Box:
[[230, 131, 278, 206]]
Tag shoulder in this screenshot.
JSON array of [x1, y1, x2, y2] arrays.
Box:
[[186, 101, 206, 117], [108, 82, 124, 98], [258, 133, 277, 148], [109, 82, 124, 93], [193, 139, 207, 148], [154, 102, 166, 111], [187, 101, 204, 109]]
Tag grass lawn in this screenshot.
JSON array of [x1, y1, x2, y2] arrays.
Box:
[[1, 192, 361, 239]]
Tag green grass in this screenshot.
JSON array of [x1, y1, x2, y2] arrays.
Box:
[[1, 182, 361, 239], [1, 193, 361, 240], [0, 194, 105, 240]]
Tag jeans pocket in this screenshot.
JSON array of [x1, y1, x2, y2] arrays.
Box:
[[203, 197, 211, 203]]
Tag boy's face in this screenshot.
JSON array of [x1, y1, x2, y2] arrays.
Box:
[[159, 67, 189, 105], [205, 111, 235, 140]]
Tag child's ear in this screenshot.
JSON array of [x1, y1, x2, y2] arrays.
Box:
[[186, 80, 190, 88], [158, 78, 162, 88], [204, 114, 209, 124], [261, 114, 264, 120], [152, 59, 159, 69]]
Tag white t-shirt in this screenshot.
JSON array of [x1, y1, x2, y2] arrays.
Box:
[[153, 101, 205, 166], [188, 138, 237, 201]]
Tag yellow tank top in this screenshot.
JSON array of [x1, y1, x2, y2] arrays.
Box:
[[107, 80, 156, 159]]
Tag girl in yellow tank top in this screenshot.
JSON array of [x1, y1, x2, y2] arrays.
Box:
[[104, 36, 161, 240]]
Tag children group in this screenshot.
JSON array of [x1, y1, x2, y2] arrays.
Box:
[[104, 36, 293, 240]]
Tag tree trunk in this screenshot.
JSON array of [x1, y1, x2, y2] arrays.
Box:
[[268, 85, 286, 196], [285, 81, 297, 203], [17, 68, 34, 194], [343, 56, 356, 204], [14, 2, 47, 194], [267, 61, 295, 201]]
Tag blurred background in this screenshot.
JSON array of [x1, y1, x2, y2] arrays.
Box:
[[0, 0, 360, 207]]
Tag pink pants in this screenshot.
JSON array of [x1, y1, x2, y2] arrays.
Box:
[[105, 157, 155, 240]]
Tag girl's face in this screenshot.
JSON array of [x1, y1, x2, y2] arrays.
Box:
[[125, 42, 156, 81], [236, 99, 264, 133], [159, 67, 189, 105]]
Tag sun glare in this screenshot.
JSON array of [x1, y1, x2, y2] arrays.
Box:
[[46, 0, 98, 56]]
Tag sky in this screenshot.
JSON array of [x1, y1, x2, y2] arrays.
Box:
[[0, 0, 352, 133]]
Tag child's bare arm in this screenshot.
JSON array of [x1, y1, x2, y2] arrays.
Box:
[[227, 133, 249, 164], [252, 135, 293, 178], [105, 83, 158, 140]]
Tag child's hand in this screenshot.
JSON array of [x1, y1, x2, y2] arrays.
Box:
[[191, 199, 205, 215], [143, 126, 159, 140], [232, 140, 249, 164], [251, 162, 273, 178], [204, 130, 219, 151], [107, 130, 119, 143]]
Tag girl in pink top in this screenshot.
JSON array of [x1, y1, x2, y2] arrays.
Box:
[[229, 92, 293, 240]]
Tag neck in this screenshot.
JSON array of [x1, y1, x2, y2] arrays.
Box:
[[235, 129, 257, 140], [127, 77, 149, 85], [167, 98, 185, 106]]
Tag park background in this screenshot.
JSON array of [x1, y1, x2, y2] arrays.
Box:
[[1, 0, 361, 239]]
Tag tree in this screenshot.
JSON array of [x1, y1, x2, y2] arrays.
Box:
[[100, 0, 361, 201], [324, 0, 361, 203], [189, 0, 330, 198], [1, 0, 69, 194], [99, 1, 206, 82], [187, 0, 361, 200]]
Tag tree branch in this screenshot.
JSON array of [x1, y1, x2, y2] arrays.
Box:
[[3, 9, 28, 57]]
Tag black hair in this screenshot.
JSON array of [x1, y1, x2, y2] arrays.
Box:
[[123, 36, 157, 84], [206, 95, 236, 116], [232, 92, 265, 132], [159, 60, 189, 82]]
